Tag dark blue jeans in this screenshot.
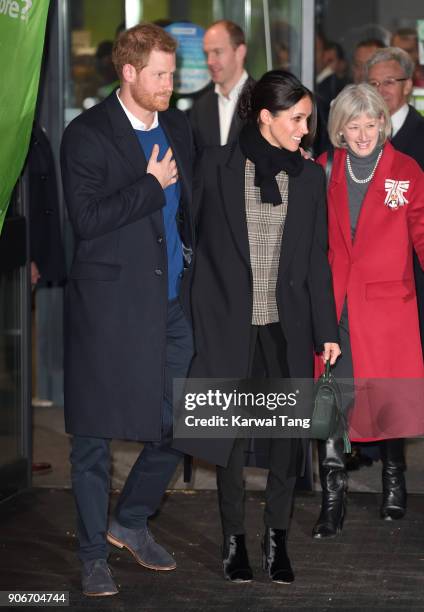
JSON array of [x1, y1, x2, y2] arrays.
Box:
[[70, 299, 193, 561]]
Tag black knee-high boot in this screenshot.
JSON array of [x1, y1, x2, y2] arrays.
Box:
[[312, 437, 347, 538], [380, 438, 406, 520]]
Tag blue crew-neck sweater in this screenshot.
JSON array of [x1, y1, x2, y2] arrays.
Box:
[[135, 125, 183, 299]]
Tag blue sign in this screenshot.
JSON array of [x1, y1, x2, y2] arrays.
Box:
[[165, 22, 210, 94]]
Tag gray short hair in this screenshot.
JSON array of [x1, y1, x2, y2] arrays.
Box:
[[365, 46, 414, 79], [328, 83, 392, 148]]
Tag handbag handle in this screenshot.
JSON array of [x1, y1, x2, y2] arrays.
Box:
[[323, 359, 351, 453], [324, 360, 331, 381]]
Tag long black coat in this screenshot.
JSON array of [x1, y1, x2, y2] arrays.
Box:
[[60, 92, 194, 441], [174, 143, 338, 466]]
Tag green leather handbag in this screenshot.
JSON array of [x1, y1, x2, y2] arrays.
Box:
[[311, 361, 351, 452]]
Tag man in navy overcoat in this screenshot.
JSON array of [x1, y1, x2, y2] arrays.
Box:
[[61, 23, 194, 597]]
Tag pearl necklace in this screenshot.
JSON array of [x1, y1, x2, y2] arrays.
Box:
[[346, 149, 383, 184]]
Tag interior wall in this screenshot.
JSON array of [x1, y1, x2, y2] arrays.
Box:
[[376, 0, 423, 31], [319, 0, 423, 61]]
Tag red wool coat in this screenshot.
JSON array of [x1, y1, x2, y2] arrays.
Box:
[[317, 142, 424, 440]]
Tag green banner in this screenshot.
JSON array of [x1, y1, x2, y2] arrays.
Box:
[[0, 0, 50, 234]]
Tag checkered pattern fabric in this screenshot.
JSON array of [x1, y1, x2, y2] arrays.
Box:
[[244, 158, 288, 325]]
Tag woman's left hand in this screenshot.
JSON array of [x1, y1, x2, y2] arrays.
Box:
[[321, 342, 341, 365]]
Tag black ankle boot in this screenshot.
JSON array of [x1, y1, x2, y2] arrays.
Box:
[[312, 437, 347, 539], [222, 534, 253, 582], [262, 528, 294, 584], [381, 439, 407, 520]]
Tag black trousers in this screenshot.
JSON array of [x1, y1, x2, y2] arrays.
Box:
[[216, 323, 297, 536]]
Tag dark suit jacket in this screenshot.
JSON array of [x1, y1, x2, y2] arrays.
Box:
[[189, 76, 255, 154], [60, 92, 194, 441], [314, 74, 350, 157], [174, 143, 339, 466], [391, 105, 424, 169], [392, 105, 424, 347]]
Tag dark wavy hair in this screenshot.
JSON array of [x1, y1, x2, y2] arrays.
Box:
[[238, 70, 317, 148]]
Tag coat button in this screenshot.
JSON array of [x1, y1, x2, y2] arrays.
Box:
[[157, 236, 163, 243], [44, 208, 53, 215], [155, 269, 163, 276], [289, 280, 294, 287], [40, 174, 48, 180]]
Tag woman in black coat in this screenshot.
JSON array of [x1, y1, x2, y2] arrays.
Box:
[[180, 71, 340, 583]]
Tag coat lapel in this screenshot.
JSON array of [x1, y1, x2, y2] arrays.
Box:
[[227, 111, 241, 146], [105, 93, 149, 176], [328, 149, 353, 255], [159, 112, 190, 205], [218, 144, 251, 268], [278, 167, 314, 277], [227, 76, 254, 145], [207, 92, 221, 146]]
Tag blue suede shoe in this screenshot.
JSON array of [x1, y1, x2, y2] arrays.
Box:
[[81, 559, 118, 597], [107, 519, 176, 571]]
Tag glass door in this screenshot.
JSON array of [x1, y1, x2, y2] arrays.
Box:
[[126, 0, 305, 79], [0, 181, 31, 501]]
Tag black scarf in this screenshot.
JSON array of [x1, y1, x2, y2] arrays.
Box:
[[239, 122, 303, 205]]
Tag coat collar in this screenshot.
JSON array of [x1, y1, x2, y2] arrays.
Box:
[[160, 112, 191, 205], [219, 143, 250, 265], [226, 75, 255, 145], [105, 92, 148, 174], [202, 89, 221, 146], [328, 147, 352, 253], [218, 142, 312, 275]]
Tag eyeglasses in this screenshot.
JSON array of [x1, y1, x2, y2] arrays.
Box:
[[368, 77, 408, 88]]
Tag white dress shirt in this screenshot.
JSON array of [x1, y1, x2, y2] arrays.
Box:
[[391, 103, 409, 138], [215, 70, 249, 145], [316, 65, 334, 85], [116, 89, 159, 131]]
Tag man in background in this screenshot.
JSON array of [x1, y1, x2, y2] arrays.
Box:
[[391, 27, 424, 85], [365, 46, 424, 516], [28, 122, 67, 473], [367, 47, 424, 167], [189, 20, 252, 153], [352, 38, 385, 84], [28, 123, 67, 408], [314, 32, 349, 156]]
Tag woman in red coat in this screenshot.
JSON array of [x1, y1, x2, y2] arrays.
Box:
[[313, 83, 424, 539]]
